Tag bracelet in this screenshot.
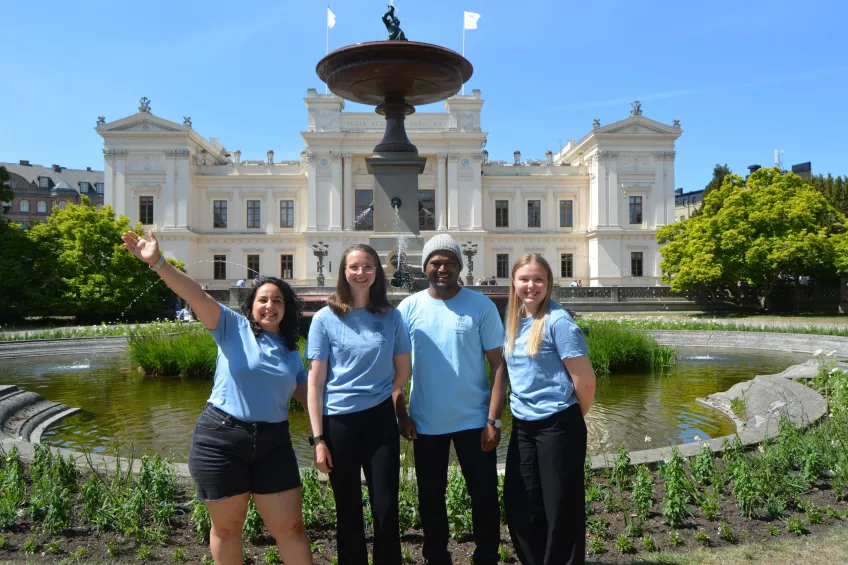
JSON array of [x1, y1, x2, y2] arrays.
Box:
[[149, 255, 166, 272]]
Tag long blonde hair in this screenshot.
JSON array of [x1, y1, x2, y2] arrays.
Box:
[[505, 253, 554, 357]]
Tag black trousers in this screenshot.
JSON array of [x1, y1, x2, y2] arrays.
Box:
[[505, 404, 587, 565], [324, 397, 401, 565], [413, 428, 500, 565]]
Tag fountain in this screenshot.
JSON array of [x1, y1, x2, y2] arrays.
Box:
[[316, 6, 473, 285]]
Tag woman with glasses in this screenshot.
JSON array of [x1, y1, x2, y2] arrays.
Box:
[[306, 244, 412, 565]]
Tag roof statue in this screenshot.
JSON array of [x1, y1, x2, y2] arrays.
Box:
[[183, 116, 192, 127], [382, 5, 407, 41], [138, 97, 151, 113], [631, 100, 642, 116], [96, 116, 106, 126]]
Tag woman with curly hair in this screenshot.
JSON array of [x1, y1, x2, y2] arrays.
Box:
[[121, 230, 312, 565]]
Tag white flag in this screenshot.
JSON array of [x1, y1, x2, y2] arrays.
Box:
[[464, 11, 480, 30], [327, 7, 336, 30]]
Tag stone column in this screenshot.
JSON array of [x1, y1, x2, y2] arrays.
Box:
[[232, 187, 242, 231], [265, 188, 275, 234], [343, 153, 354, 230], [471, 153, 484, 230], [164, 151, 176, 229], [447, 153, 460, 230], [306, 152, 317, 231], [330, 153, 343, 231], [513, 187, 523, 231], [436, 153, 447, 231], [175, 150, 190, 229], [113, 150, 127, 223], [546, 187, 556, 231], [103, 149, 115, 208]]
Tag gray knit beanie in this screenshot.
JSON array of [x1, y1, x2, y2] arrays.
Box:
[[421, 233, 463, 271]]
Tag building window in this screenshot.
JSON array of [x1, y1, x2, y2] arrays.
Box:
[[495, 200, 509, 228], [680, 215, 686, 221], [631, 252, 643, 277], [496, 254, 510, 278], [96, 204, 103, 210], [79, 182, 89, 193], [280, 255, 294, 279], [247, 255, 260, 278], [355, 190, 373, 231], [39, 176, 49, 188], [95, 182, 104, 194], [629, 196, 643, 224], [19, 200, 30, 213], [527, 200, 541, 228], [559, 200, 573, 228], [213, 255, 226, 280], [139, 196, 154, 224], [58, 201, 67, 210], [37, 201, 47, 213], [280, 200, 294, 228], [419, 190, 435, 230], [213, 200, 228, 228], [247, 200, 261, 228], [560, 253, 574, 278]]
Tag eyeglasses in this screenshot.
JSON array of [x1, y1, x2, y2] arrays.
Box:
[[346, 265, 376, 274]]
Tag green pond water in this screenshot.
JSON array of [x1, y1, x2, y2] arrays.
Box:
[[0, 348, 807, 466]]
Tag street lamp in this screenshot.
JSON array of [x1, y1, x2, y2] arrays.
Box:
[[312, 241, 329, 287], [461, 241, 478, 286]]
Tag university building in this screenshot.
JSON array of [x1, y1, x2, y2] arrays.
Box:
[[1, 161, 104, 225], [96, 92, 682, 288]]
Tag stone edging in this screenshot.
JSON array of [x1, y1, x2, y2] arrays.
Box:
[[0, 336, 128, 360]]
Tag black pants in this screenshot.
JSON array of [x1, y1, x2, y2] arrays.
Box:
[[413, 428, 499, 565], [324, 397, 401, 565], [505, 404, 587, 565]]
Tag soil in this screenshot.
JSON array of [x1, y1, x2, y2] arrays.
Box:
[[0, 484, 845, 564]]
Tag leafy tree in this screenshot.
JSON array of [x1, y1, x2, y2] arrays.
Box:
[[695, 163, 733, 215], [0, 220, 48, 322], [0, 167, 12, 214], [27, 197, 184, 322], [807, 173, 848, 216], [657, 167, 848, 310]]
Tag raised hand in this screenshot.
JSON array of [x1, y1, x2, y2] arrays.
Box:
[[121, 230, 160, 266]]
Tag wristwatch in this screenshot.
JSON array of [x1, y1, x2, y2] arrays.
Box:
[[308, 435, 324, 446], [149, 255, 166, 272], [486, 418, 501, 429]]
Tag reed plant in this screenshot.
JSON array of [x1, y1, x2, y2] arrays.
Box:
[[579, 320, 676, 376]]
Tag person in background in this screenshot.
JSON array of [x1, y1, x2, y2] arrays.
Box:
[[236, 279, 246, 288], [121, 230, 313, 565], [307, 244, 412, 565], [500, 253, 596, 565], [395, 233, 505, 565], [489, 275, 497, 285]]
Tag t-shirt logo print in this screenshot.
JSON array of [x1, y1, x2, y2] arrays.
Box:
[[371, 322, 387, 342]]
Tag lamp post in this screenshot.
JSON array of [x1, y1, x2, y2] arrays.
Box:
[[461, 241, 478, 286], [312, 241, 329, 287]]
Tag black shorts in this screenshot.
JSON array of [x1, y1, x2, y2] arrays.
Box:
[[188, 404, 301, 502]]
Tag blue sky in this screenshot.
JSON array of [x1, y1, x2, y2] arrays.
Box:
[[2, 0, 845, 192]]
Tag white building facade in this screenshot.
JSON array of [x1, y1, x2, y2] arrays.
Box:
[[97, 93, 682, 288]]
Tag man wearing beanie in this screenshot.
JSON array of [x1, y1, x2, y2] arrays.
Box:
[[394, 233, 506, 565]]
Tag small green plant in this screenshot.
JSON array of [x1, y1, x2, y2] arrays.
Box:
[[0, 536, 8, 550], [766, 523, 782, 536], [611, 444, 634, 489], [718, 521, 737, 543], [765, 494, 788, 519], [137, 544, 153, 561], [106, 537, 122, 557], [786, 516, 808, 535], [692, 443, 717, 485], [827, 505, 843, 520], [699, 488, 721, 521], [730, 396, 747, 418], [623, 514, 643, 538], [662, 446, 691, 527], [632, 465, 654, 520], [587, 537, 605, 554], [615, 533, 634, 554], [694, 529, 709, 545], [805, 503, 824, 524], [403, 547, 416, 564], [263, 546, 282, 564], [330, 556, 339, 565], [668, 529, 685, 546], [310, 541, 324, 553], [731, 462, 761, 518], [46, 540, 62, 555], [201, 554, 214, 565], [586, 516, 608, 539], [70, 547, 88, 559], [641, 534, 658, 552], [21, 537, 37, 555], [172, 547, 187, 563]]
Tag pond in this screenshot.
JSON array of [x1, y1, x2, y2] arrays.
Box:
[[0, 347, 807, 465]]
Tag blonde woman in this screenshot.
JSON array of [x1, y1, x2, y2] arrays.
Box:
[[499, 253, 596, 565]]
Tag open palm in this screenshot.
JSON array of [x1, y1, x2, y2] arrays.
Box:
[[121, 230, 160, 265]]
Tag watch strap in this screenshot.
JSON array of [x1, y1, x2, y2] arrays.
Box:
[[149, 255, 166, 272]]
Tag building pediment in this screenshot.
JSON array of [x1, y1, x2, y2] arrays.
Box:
[[98, 113, 186, 134], [595, 116, 680, 137]]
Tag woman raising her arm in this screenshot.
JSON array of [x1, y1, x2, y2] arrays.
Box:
[[121, 231, 312, 565]]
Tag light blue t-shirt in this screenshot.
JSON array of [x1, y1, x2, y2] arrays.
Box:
[[207, 304, 307, 422], [307, 306, 412, 416], [397, 288, 504, 435], [505, 303, 588, 421]]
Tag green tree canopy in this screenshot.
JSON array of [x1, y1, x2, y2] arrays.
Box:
[[657, 167, 848, 310], [807, 173, 848, 216], [0, 167, 12, 214], [27, 197, 184, 322]]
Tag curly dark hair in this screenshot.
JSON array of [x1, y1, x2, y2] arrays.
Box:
[[239, 277, 301, 350], [327, 244, 391, 317]]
